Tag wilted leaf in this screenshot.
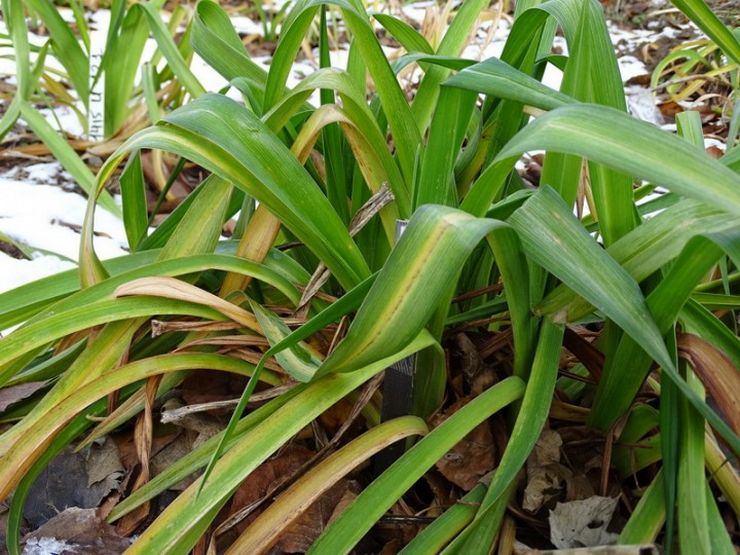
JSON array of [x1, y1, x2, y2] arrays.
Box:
[[517, 546, 658, 554], [549, 496, 619, 549], [114, 276, 260, 332], [159, 398, 222, 449], [24, 448, 124, 529], [678, 333, 740, 434]]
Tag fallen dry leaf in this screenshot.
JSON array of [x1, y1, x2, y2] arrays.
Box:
[[24, 448, 124, 528], [23, 507, 131, 554], [432, 397, 496, 490], [85, 437, 124, 488], [274, 479, 360, 553], [523, 429, 571, 512], [160, 398, 222, 449], [549, 496, 619, 549], [180, 370, 249, 407], [563, 328, 604, 380], [0, 381, 47, 412], [517, 545, 657, 555], [229, 445, 316, 534]]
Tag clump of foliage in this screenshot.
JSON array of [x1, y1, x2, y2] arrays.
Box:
[[0, 0, 738, 552]]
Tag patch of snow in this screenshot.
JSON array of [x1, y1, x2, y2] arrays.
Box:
[[401, 1, 435, 26], [190, 54, 232, 95], [33, 104, 87, 139], [0, 162, 131, 293], [541, 64, 564, 92], [0, 177, 128, 260], [0, 252, 76, 294], [552, 35, 569, 56], [23, 537, 79, 555], [617, 55, 649, 82], [704, 138, 726, 152], [25, 163, 73, 183], [626, 85, 663, 124], [230, 16, 265, 36]]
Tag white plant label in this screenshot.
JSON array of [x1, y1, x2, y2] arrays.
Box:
[[88, 17, 107, 141]]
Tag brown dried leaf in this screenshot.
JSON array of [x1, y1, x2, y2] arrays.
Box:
[[563, 327, 603, 380], [116, 376, 160, 536], [24, 507, 131, 554], [180, 371, 249, 407], [23, 446, 126, 529], [85, 437, 124, 487], [523, 429, 568, 512], [454, 333, 482, 381], [0, 381, 47, 412], [229, 445, 315, 534], [432, 397, 495, 490], [160, 398, 222, 449], [275, 480, 361, 553], [517, 546, 658, 554], [549, 496, 619, 549]]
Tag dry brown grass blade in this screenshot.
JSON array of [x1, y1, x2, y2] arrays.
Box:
[[563, 326, 604, 380], [151, 320, 244, 337], [174, 334, 271, 352], [114, 276, 261, 333], [219, 205, 283, 297], [117, 374, 161, 535], [295, 185, 394, 315]]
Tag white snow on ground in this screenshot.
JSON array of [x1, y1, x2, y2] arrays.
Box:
[[0, 2, 712, 296], [22, 537, 79, 555], [0, 163, 130, 293]]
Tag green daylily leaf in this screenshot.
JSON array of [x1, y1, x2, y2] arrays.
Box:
[[250, 301, 322, 382], [308, 376, 525, 553], [509, 187, 739, 453], [496, 104, 740, 217], [317, 205, 504, 376], [124, 332, 437, 554]]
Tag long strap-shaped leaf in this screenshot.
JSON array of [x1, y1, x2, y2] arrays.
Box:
[[398, 484, 487, 554], [0, 354, 262, 501], [0, 297, 228, 376], [199, 206, 500, 496], [308, 377, 525, 554], [589, 231, 737, 430], [102, 0, 162, 136], [670, 0, 740, 64], [410, 0, 491, 133], [124, 333, 436, 554], [496, 105, 740, 217], [229, 416, 430, 554], [263, 0, 419, 182], [133, 2, 206, 98], [509, 187, 739, 452], [316, 205, 505, 376], [2, 175, 234, 461], [24, 0, 89, 103], [539, 199, 736, 321], [84, 94, 370, 290], [24, 254, 300, 328], [191, 0, 269, 92], [442, 319, 564, 554]]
